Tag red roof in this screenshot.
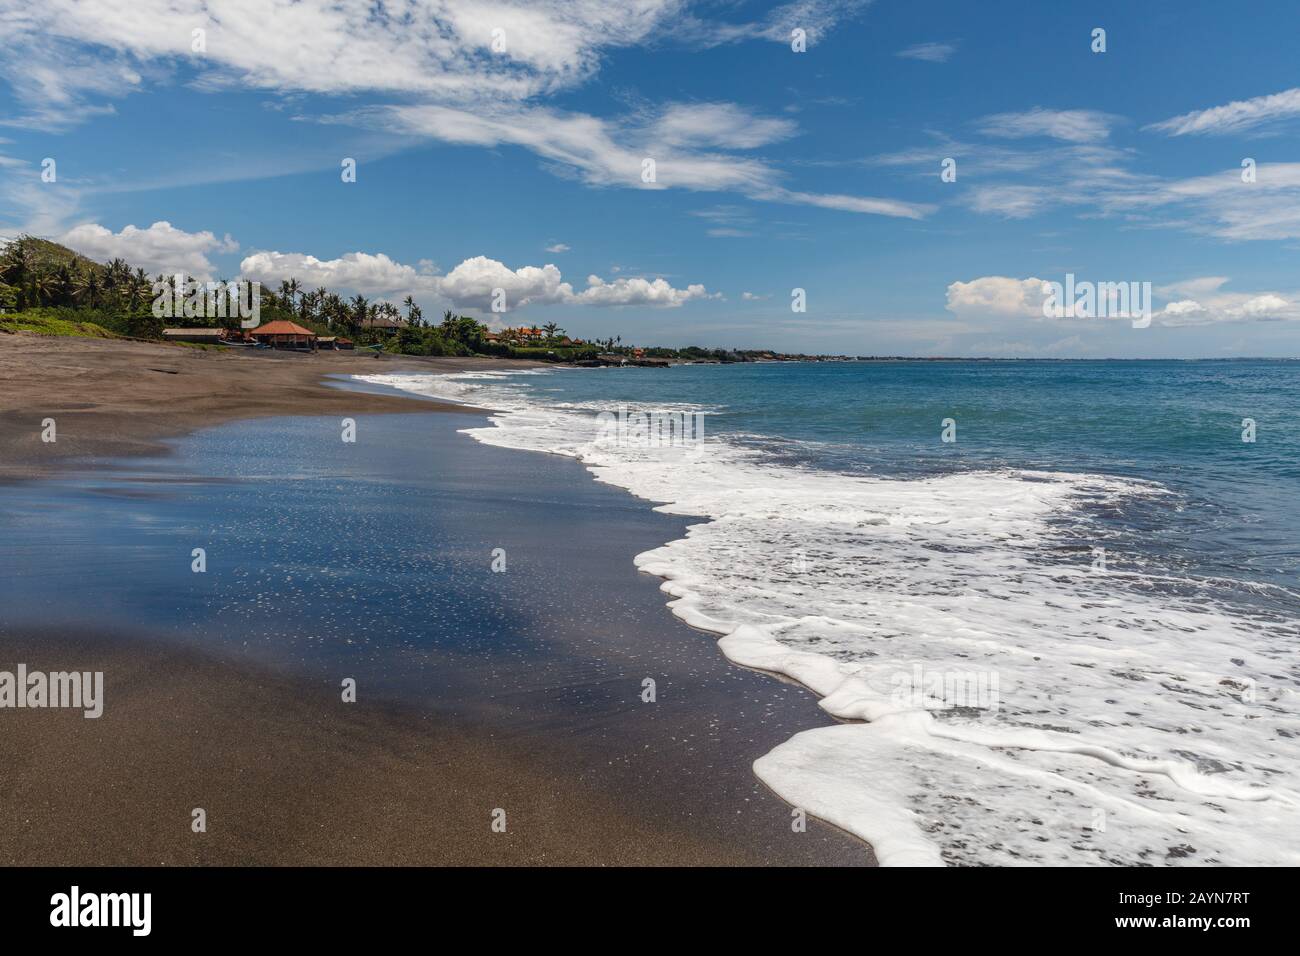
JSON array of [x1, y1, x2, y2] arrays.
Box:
[[253, 320, 315, 336]]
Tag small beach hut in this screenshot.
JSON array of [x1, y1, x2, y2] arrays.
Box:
[[250, 320, 317, 350]]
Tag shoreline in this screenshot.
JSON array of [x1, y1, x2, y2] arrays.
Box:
[[0, 336, 875, 866], [0, 332, 545, 481]]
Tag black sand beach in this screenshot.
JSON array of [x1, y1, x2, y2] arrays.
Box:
[[0, 353, 872, 865]]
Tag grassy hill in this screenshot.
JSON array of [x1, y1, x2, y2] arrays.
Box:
[[18, 237, 108, 276]]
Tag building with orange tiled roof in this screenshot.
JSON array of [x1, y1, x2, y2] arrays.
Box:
[[251, 320, 317, 349]]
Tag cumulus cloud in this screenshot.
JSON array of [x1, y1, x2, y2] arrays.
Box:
[[947, 274, 1299, 327], [1148, 87, 1300, 136], [238, 249, 714, 310], [1153, 281, 1296, 326], [239, 249, 439, 294], [945, 276, 1048, 318], [576, 274, 715, 307], [435, 255, 572, 309], [57, 220, 238, 278]]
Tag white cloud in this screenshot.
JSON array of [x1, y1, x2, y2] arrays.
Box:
[[57, 220, 238, 278], [1153, 281, 1296, 326], [682, 0, 874, 48], [652, 102, 797, 149], [239, 249, 439, 295], [966, 185, 1052, 219], [947, 274, 1299, 327], [0, 1, 875, 128], [1148, 88, 1300, 136], [896, 42, 955, 63], [544, 242, 570, 253], [435, 255, 572, 309], [877, 124, 1300, 240], [238, 248, 714, 310], [376, 102, 933, 218], [0, 155, 82, 236], [945, 276, 1048, 318], [577, 274, 716, 307], [0, 0, 679, 126], [0, 1, 920, 221], [774, 188, 933, 218], [1098, 162, 1300, 240], [976, 107, 1119, 143]]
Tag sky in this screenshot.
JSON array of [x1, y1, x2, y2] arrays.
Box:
[[3, 0, 1300, 357]]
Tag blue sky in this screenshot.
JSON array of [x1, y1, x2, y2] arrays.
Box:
[[3, 0, 1300, 357]]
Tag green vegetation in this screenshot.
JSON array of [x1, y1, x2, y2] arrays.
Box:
[[1, 235, 858, 363], [0, 307, 122, 338]]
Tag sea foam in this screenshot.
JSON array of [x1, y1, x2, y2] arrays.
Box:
[[358, 369, 1300, 866]]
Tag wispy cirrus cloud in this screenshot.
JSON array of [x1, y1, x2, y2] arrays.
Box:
[[976, 107, 1120, 143], [0, 1, 917, 222], [896, 42, 955, 63], [0, 0, 678, 127], [679, 0, 874, 48], [364, 101, 934, 219], [1147, 88, 1300, 136]]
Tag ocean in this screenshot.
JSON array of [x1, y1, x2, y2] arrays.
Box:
[[360, 359, 1300, 867]]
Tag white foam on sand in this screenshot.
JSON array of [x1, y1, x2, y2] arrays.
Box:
[[358, 370, 1300, 866]]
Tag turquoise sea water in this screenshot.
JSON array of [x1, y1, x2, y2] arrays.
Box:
[[492, 359, 1300, 591], [367, 359, 1300, 866]]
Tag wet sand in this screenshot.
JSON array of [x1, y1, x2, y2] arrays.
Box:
[[0, 332, 522, 480], [0, 335, 874, 865], [0, 630, 818, 866]]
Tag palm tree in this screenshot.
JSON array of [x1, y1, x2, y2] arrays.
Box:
[[0, 236, 32, 289], [127, 269, 149, 311], [53, 264, 75, 305], [30, 269, 57, 306], [73, 270, 100, 307], [299, 289, 316, 325], [349, 294, 368, 334]]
